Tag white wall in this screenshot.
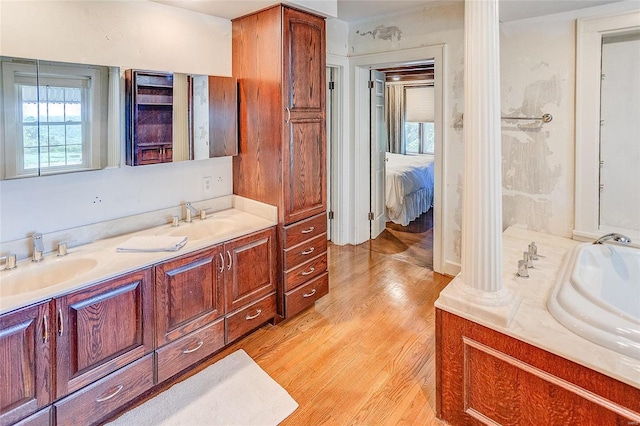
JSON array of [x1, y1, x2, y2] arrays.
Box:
[[0, 0, 233, 243], [337, 0, 639, 270], [345, 1, 465, 271]]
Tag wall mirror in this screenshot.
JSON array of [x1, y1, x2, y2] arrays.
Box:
[[125, 70, 237, 166], [0, 56, 120, 180], [574, 11, 640, 242]]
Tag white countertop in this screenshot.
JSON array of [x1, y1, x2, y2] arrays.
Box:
[[0, 196, 277, 315], [435, 226, 640, 390]]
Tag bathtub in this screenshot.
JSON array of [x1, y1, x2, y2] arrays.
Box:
[[548, 242, 640, 360]]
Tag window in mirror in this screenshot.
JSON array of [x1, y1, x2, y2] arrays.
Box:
[[1, 58, 110, 179]]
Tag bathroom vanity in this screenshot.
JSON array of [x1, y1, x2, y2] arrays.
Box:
[[0, 198, 280, 426]]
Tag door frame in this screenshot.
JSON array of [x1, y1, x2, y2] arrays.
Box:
[[326, 55, 349, 246], [351, 45, 446, 274]]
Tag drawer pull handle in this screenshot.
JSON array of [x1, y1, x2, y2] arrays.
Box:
[[57, 308, 64, 337], [42, 314, 49, 343], [301, 267, 315, 276], [301, 247, 315, 255], [301, 226, 315, 234], [246, 309, 262, 320], [96, 385, 124, 402], [182, 340, 204, 354], [303, 288, 317, 298], [218, 253, 225, 273]]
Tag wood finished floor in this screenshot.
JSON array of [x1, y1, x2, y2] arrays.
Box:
[[366, 210, 434, 269], [208, 240, 452, 425]]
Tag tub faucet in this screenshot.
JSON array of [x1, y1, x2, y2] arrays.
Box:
[[593, 233, 632, 245], [32, 233, 45, 262]]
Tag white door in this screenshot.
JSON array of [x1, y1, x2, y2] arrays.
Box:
[[370, 70, 387, 239]]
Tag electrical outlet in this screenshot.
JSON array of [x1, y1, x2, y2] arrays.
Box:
[[203, 176, 213, 194]]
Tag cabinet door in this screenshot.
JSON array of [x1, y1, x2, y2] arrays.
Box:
[[209, 76, 238, 157], [155, 246, 224, 347], [0, 302, 52, 425], [282, 8, 326, 224], [225, 228, 277, 313], [55, 269, 153, 398]]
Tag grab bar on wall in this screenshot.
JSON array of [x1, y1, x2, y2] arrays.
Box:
[[501, 113, 553, 123]]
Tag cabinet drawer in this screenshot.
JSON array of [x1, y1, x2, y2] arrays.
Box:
[[55, 355, 154, 426], [285, 273, 329, 318], [283, 233, 327, 270], [284, 252, 327, 292], [225, 294, 276, 344], [13, 407, 51, 426], [156, 319, 225, 383], [283, 213, 327, 248]]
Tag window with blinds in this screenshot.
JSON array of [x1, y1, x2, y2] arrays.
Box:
[[404, 85, 435, 154]]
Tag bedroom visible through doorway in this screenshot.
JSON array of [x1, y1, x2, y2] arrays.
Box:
[[368, 60, 437, 270]]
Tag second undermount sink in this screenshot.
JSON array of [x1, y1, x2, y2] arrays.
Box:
[[0, 257, 98, 297], [156, 218, 239, 240]]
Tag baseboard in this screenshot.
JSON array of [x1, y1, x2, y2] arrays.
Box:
[[443, 260, 461, 277]]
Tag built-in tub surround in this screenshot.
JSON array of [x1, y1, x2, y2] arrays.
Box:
[[0, 195, 277, 315], [435, 227, 640, 390], [548, 242, 640, 360]]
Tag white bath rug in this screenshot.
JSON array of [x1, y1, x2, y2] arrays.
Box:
[[106, 350, 298, 426]]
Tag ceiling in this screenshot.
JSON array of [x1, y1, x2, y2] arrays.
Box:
[[152, 0, 623, 23]]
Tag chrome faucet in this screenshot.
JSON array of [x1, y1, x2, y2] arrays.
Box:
[[32, 233, 45, 262], [184, 202, 198, 223], [593, 233, 632, 245]]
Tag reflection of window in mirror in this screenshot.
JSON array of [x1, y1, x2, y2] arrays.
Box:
[[1, 58, 112, 179]]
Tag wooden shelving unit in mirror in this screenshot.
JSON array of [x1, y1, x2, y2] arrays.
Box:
[[125, 70, 174, 166]]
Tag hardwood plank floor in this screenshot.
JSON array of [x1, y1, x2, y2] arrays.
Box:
[[367, 210, 434, 269], [211, 241, 452, 425]]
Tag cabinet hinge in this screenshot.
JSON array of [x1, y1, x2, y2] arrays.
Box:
[[329, 81, 335, 90], [368, 212, 374, 221], [368, 80, 374, 89], [328, 211, 334, 220]]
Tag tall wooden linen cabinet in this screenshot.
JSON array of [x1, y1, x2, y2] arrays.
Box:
[[232, 5, 329, 319]]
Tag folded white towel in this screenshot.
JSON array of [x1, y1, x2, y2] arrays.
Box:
[[116, 236, 188, 253]]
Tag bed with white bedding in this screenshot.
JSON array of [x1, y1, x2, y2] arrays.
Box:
[[385, 152, 435, 226]]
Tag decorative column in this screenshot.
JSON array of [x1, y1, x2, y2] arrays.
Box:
[[460, 0, 512, 305]]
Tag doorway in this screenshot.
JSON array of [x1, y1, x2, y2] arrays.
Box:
[[368, 63, 437, 269], [351, 45, 445, 274]]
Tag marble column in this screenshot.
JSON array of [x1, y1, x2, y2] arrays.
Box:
[[460, 0, 512, 305]]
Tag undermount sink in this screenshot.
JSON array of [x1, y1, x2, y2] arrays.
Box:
[[0, 257, 98, 297], [155, 218, 239, 240]]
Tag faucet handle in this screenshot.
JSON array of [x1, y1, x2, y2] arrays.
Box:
[[0, 254, 17, 271], [57, 242, 68, 257]]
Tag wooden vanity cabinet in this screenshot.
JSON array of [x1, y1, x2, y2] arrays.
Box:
[[233, 5, 328, 319], [154, 245, 226, 382], [0, 302, 53, 426], [55, 268, 154, 399], [223, 228, 277, 343]]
